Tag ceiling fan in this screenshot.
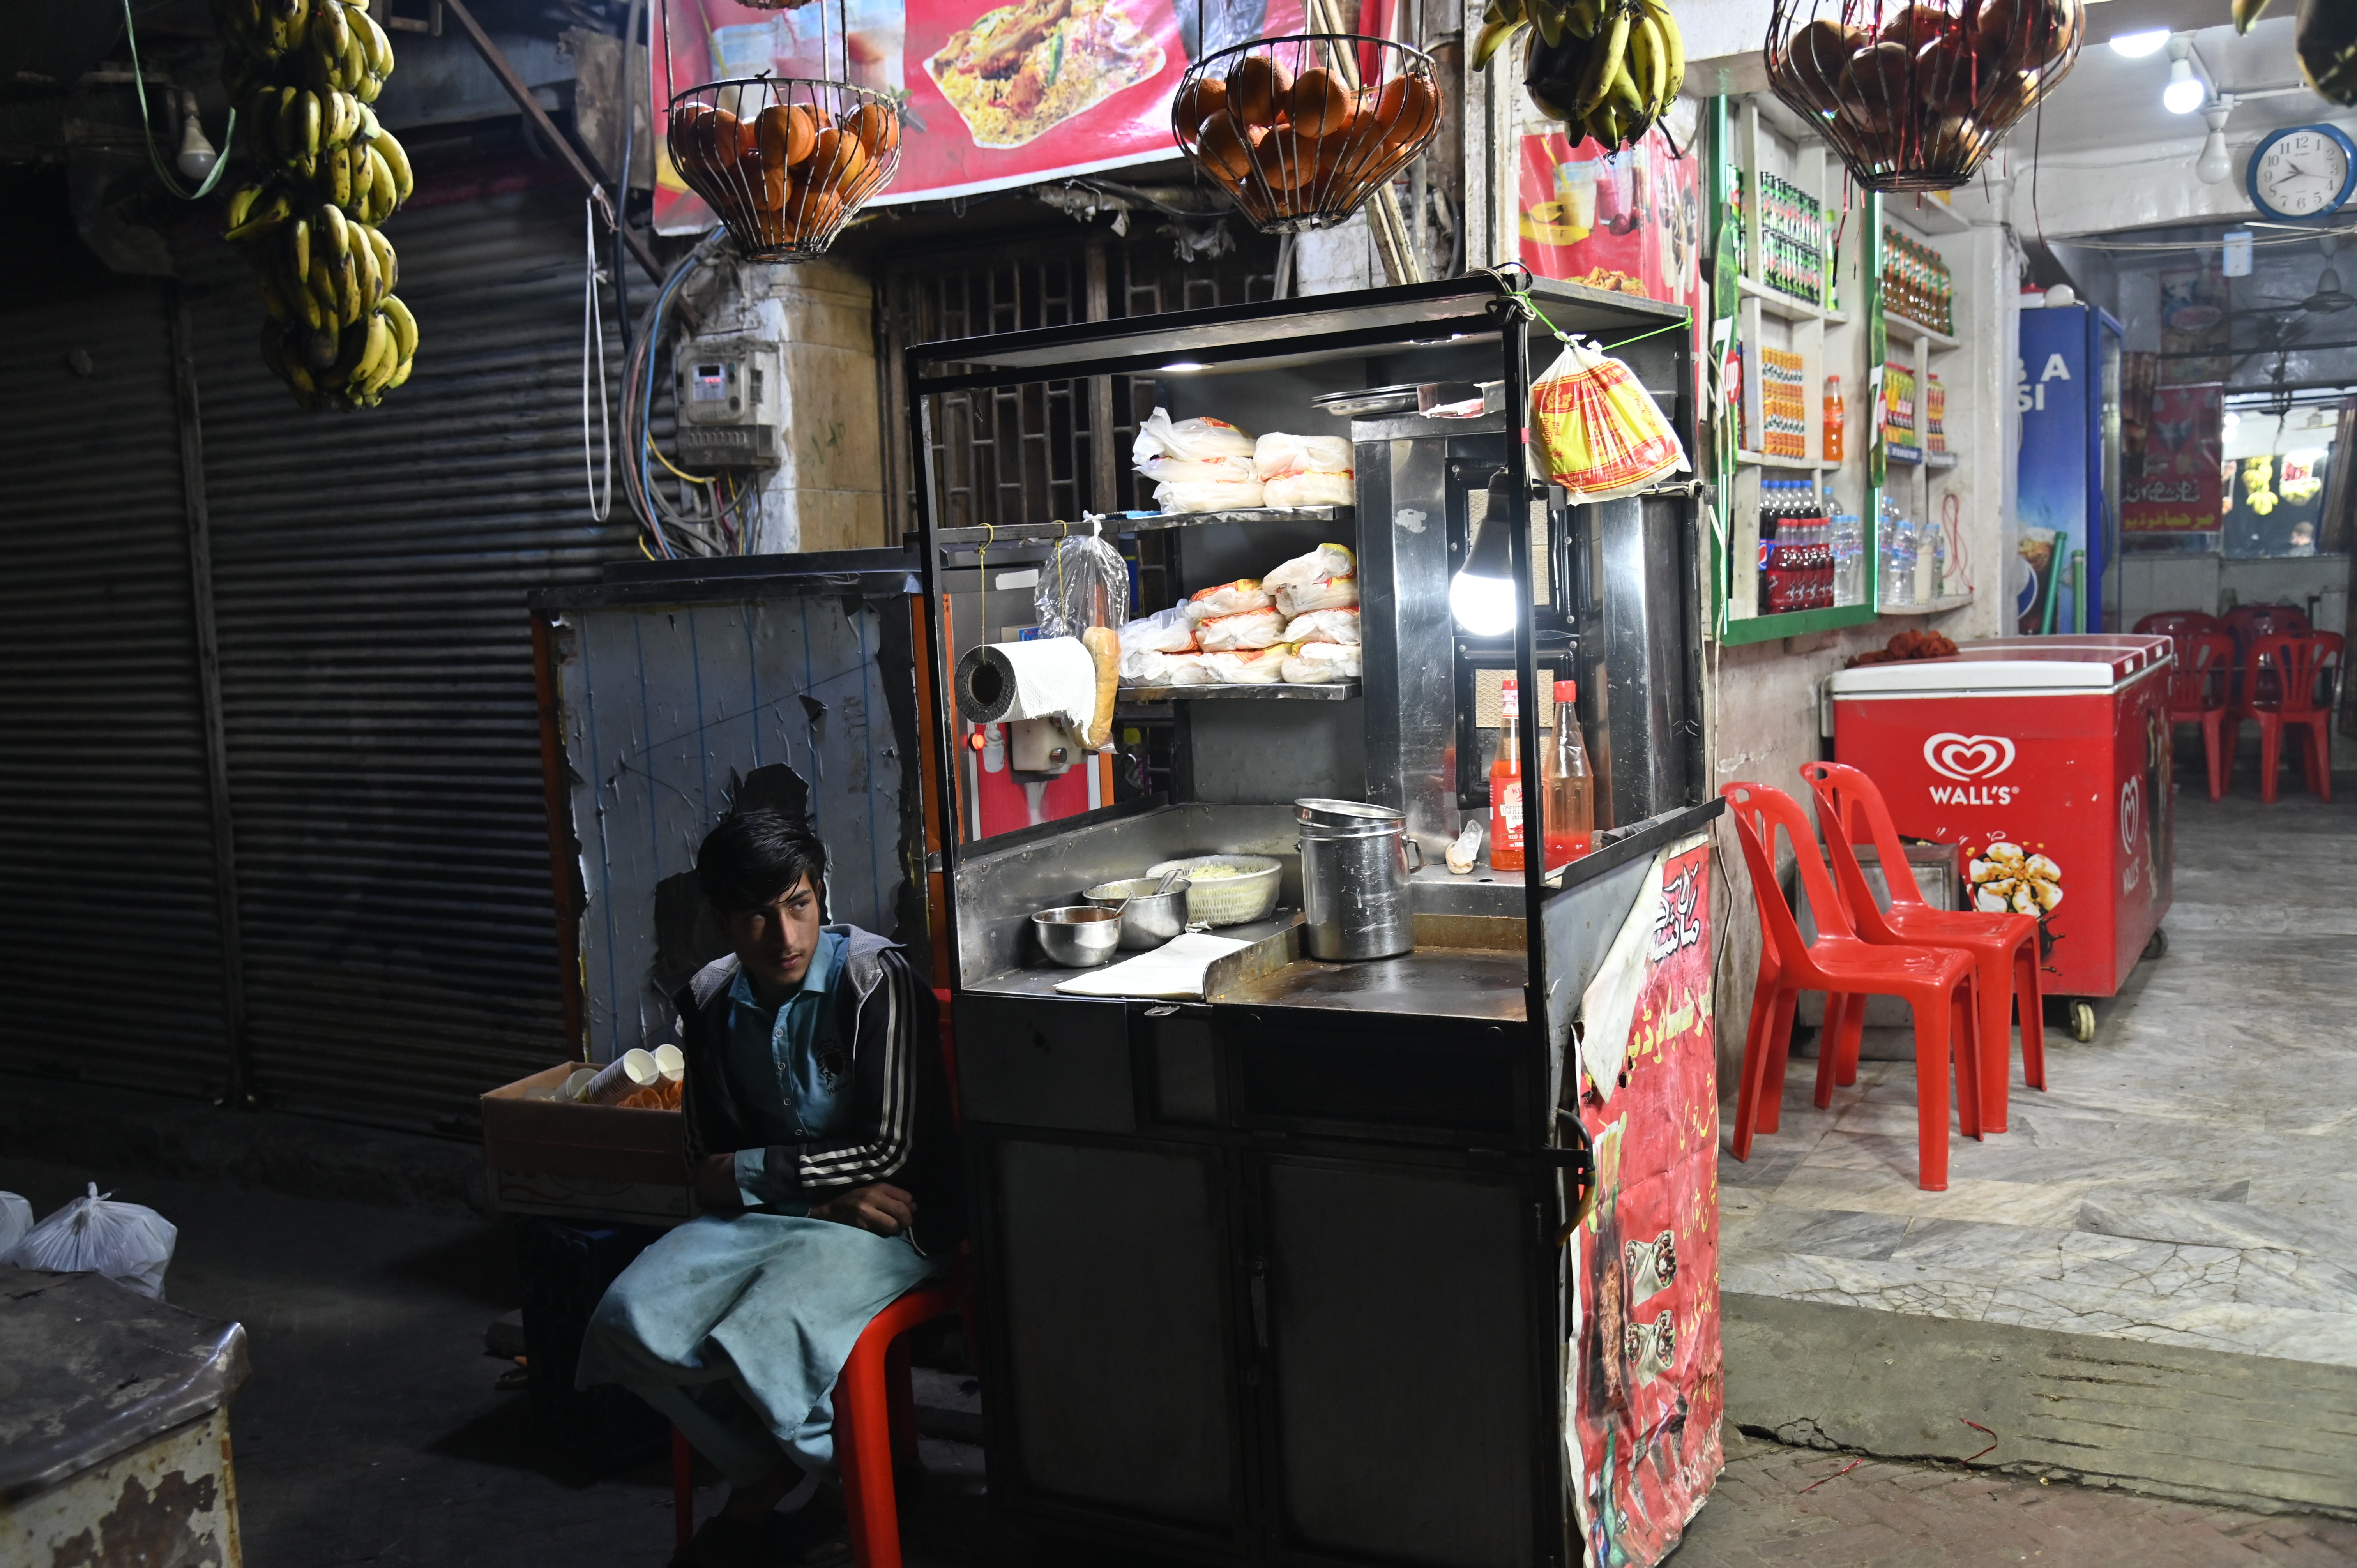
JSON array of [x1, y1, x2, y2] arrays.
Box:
[[2238, 235, 2357, 317]]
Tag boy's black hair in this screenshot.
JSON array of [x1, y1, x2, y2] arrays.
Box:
[[696, 810, 827, 913]]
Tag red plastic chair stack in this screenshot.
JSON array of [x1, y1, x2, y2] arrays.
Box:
[[2132, 609, 2224, 643], [2162, 632, 2238, 802], [1721, 781, 1982, 1192], [2232, 633, 2338, 804], [1802, 763, 2047, 1135]]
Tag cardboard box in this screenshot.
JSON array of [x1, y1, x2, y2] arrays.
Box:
[[481, 1063, 697, 1227]]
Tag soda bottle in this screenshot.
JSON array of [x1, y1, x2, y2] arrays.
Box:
[[1489, 676, 1525, 872], [1543, 679, 1595, 870], [1823, 374, 1845, 464]]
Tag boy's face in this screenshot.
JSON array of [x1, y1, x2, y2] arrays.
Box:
[[721, 873, 823, 1001]]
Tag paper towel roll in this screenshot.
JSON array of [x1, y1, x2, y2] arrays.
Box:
[[953, 637, 1098, 731]]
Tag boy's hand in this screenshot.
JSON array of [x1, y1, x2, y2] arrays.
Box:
[[810, 1183, 916, 1237]]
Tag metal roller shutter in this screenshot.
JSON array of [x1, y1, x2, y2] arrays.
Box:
[[185, 179, 637, 1133], [0, 281, 231, 1100]]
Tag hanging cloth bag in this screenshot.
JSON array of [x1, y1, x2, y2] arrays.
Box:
[[1530, 336, 1689, 503]]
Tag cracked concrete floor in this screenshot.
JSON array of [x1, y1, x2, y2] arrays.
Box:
[[1716, 779, 2357, 1369]]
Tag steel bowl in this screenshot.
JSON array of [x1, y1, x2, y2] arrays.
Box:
[[1085, 877, 1193, 949], [1032, 905, 1124, 968]]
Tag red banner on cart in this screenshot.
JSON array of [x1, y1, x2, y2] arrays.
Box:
[[650, 0, 1311, 230], [2123, 382, 2224, 533], [1569, 838, 1723, 1567], [1517, 125, 1701, 313]]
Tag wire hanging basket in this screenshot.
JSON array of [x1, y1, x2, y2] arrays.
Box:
[[665, 76, 900, 260], [1764, 0, 2085, 191], [1171, 34, 1442, 233]]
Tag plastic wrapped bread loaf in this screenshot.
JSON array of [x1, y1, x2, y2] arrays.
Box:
[[1186, 579, 1276, 620], [1281, 642, 1362, 683], [1194, 605, 1288, 651], [1202, 646, 1292, 684], [1283, 606, 1360, 645]]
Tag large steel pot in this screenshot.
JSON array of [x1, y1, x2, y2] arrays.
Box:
[[1296, 800, 1422, 961]]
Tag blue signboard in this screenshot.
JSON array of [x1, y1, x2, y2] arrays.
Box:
[[2016, 305, 2091, 633]]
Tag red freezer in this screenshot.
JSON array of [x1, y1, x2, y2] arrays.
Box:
[[1827, 636, 2173, 1031]]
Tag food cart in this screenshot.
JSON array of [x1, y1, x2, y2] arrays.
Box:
[[906, 276, 1725, 1568]]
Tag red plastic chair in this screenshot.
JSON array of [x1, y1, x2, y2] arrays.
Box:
[[2161, 632, 2239, 802], [2133, 609, 2224, 641], [2231, 633, 2337, 803], [2223, 604, 2313, 708], [1802, 762, 2047, 1136], [1722, 781, 1982, 1192]]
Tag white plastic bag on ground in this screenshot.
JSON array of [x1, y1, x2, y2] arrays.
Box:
[[1252, 433, 1352, 479], [10, 1183, 178, 1299], [1133, 408, 1255, 465], [0, 1192, 31, 1257]]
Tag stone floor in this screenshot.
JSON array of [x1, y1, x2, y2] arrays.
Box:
[[1717, 779, 2357, 1369]]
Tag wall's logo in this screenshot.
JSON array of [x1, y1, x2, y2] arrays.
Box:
[[2120, 775, 2143, 852], [1924, 733, 2017, 782]]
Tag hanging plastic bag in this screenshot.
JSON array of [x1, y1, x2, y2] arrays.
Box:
[[1133, 408, 1256, 465], [0, 1192, 32, 1257], [1034, 528, 1129, 750], [10, 1183, 178, 1300], [1530, 337, 1689, 502]]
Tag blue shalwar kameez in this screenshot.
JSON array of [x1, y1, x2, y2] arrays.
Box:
[[577, 930, 944, 1483]]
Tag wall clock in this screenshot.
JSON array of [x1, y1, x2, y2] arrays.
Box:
[[2247, 124, 2357, 221]]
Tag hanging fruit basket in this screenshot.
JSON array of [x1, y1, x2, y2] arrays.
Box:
[[1171, 35, 1443, 233], [1765, 0, 2084, 192], [666, 77, 900, 261]]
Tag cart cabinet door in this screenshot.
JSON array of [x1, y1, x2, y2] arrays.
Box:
[[1256, 1157, 1540, 1568], [989, 1137, 1239, 1533]]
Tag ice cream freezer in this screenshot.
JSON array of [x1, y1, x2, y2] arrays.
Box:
[[1827, 634, 2173, 1039]]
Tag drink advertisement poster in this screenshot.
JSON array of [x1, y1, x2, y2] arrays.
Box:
[[2123, 382, 2223, 534], [2014, 305, 2092, 634], [650, 0, 1315, 231], [1568, 836, 1722, 1568], [1517, 122, 1701, 313]]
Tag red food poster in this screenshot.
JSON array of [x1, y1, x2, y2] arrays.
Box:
[[1569, 837, 1723, 1567], [2124, 381, 2224, 533], [650, 0, 1306, 230], [1518, 124, 1701, 313]]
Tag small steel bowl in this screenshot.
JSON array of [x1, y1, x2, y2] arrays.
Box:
[[1032, 905, 1124, 968], [1085, 877, 1193, 949]]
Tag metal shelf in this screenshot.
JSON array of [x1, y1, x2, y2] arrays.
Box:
[[1118, 680, 1361, 702], [1737, 275, 1850, 326], [1883, 312, 1959, 350], [1737, 450, 1832, 471], [1881, 593, 1975, 617], [932, 507, 1353, 548]]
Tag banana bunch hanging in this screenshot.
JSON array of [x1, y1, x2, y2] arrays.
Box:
[[212, 0, 417, 408], [1474, 0, 1685, 150]]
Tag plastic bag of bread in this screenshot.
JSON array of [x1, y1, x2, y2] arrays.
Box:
[[1274, 572, 1358, 618], [1253, 433, 1353, 479], [1203, 646, 1292, 684], [1186, 579, 1274, 620], [1530, 336, 1689, 502], [1284, 606, 1360, 645], [1119, 606, 1198, 657], [1161, 653, 1217, 685], [1195, 605, 1287, 651], [1120, 648, 1177, 685], [1151, 477, 1267, 513], [1282, 642, 1363, 683], [1264, 542, 1355, 591], [1263, 471, 1357, 508], [1134, 407, 1255, 464]]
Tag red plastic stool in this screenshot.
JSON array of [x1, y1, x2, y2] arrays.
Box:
[[668, 1280, 965, 1566]]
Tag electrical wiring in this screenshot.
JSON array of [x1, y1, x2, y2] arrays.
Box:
[[120, 0, 237, 201], [620, 226, 729, 556]]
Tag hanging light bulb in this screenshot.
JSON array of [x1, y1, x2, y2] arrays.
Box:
[[2163, 38, 2205, 115], [2196, 104, 2234, 184], [175, 94, 218, 182], [1450, 470, 1522, 637]]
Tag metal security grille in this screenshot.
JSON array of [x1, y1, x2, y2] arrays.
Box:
[[883, 227, 1281, 532], [0, 281, 232, 1101], [184, 178, 639, 1134]]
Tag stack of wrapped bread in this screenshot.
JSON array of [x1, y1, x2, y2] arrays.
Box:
[[1132, 408, 1355, 514], [1117, 542, 1363, 687]]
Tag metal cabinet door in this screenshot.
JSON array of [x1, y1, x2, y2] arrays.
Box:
[[1253, 1154, 1546, 1568], [984, 1134, 1243, 1541]]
